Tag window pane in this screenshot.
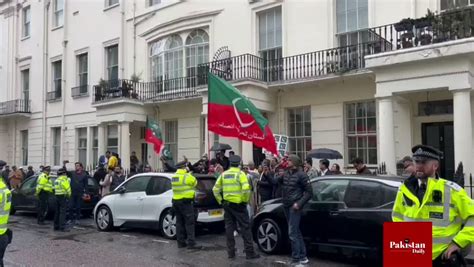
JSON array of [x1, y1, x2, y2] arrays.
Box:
[[258, 7, 282, 51], [356, 118, 366, 133], [368, 149, 377, 165], [347, 119, 356, 134], [367, 118, 376, 133], [345, 180, 384, 208], [304, 122, 311, 136], [124, 177, 151, 193], [313, 179, 349, 202]]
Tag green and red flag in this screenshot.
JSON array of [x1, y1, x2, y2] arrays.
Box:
[[145, 117, 165, 155], [207, 72, 278, 155]]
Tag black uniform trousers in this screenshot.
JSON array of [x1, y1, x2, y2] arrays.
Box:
[[0, 233, 8, 267], [54, 195, 68, 230], [222, 201, 256, 256], [172, 199, 196, 246], [37, 191, 50, 223], [433, 253, 466, 267]]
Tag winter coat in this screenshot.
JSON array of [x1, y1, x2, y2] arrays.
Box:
[[278, 167, 313, 208]]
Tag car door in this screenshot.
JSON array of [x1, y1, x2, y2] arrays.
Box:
[[141, 176, 172, 221], [302, 179, 350, 245], [13, 176, 37, 209], [112, 176, 151, 221]]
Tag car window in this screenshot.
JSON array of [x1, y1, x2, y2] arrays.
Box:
[[312, 180, 349, 202], [123, 176, 151, 193], [146, 177, 171, 195], [21, 177, 37, 190], [344, 180, 396, 208]]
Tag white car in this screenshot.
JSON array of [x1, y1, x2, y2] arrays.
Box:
[[93, 172, 224, 239]]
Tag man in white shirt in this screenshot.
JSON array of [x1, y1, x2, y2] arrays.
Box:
[[319, 159, 330, 176]]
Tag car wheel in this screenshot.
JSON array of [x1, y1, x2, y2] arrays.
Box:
[[96, 206, 114, 231], [256, 218, 284, 254], [159, 209, 176, 240]]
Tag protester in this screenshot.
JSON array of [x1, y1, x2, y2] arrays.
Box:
[[110, 167, 126, 192], [99, 151, 110, 168], [108, 152, 119, 171], [192, 154, 209, 174], [130, 151, 140, 173], [68, 162, 88, 225], [19, 167, 26, 178], [248, 161, 259, 175], [8, 166, 23, 189], [217, 151, 230, 170], [318, 159, 331, 176], [303, 158, 318, 179], [258, 164, 274, 203], [143, 165, 152, 173], [26, 166, 35, 178], [93, 164, 107, 186], [99, 170, 112, 197], [161, 154, 177, 173], [1, 166, 10, 184], [352, 158, 372, 175], [330, 163, 343, 175]]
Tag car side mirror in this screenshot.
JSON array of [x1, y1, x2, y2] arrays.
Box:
[[117, 186, 126, 194]]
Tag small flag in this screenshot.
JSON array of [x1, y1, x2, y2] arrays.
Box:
[[145, 117, 165, 155]]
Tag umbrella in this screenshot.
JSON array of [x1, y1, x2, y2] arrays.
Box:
[[307, 148, 343, 160], [210, 143, 232, 151]]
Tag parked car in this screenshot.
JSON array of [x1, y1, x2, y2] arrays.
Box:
[[11, 174, 101, 217], [252, 175, 403, 260], [94, 173, 223, 239]]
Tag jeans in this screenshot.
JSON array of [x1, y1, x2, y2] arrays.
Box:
[[285, 207, 307, 261], [68, 194, 82, 221]]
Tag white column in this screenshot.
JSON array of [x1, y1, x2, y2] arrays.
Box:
[[453, 89, 472, 183], [242, 141, 253, 165], [377, 97, 397, 174], [86, 127, 92, 168], [98, 124, 106, 156], [120, 121, 131, 170]]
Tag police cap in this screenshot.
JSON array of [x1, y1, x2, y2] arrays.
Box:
[[43, 166, 51, 171], [229, 155, 241, 165], [57, 168, 67, 175], [412, 145, 443, 162]]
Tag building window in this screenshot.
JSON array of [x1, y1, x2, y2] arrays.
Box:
[[185, 29, 209, 77], [22, 6, 31, 38], [105, 0, 119, 8], [107, 125, 118, 153], [336, 0, 368, 46], [106, 45, 118, 81], [258, 7, 282, 81], [53, 0, 64, 27], [287, 107, 312, 161], [21, 69, 30, 102], [92, 127, 98, 167], [76, 53, 88, 94], [21, 130, 28, 165], [77, 128, 87, 165], [345, 101, 377, 165], [441, 0, 474, 10], [164, 120, 178, 160], [52, 60, 62, 96], [52, 127, 61, 166], [148, 0, 161, 6]]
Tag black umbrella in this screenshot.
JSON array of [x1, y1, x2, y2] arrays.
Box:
[[210, 143, 232, 151], [307, 148, 343, 160]]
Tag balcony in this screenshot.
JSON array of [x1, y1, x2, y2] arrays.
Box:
[[46, 90, 61, 101], [72, 85, 89, 98], [0, 99, 31, 116]]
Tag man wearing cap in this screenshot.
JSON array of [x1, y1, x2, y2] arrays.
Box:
[[35, 166, 53, 225], [171, 160, 200, 250], [392, 145, 474, 266], [54, 168, 71, 232], [213, 155, 260, 260], [277, 154, 313, 265]]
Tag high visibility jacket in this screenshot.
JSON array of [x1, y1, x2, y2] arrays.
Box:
[[213, 167, 251, 204], [171, 169, 197, 200], [392, 177, 474, 260], [36, 173, 53, 195], [0, 180, 11, 235], [54, 175, 71, 197]]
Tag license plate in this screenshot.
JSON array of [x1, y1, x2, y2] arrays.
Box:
[[208, 209, 223, 216]]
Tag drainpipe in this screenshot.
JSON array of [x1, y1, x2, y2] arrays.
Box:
[[133, 0, 136, 75], [42, 0, 50, 165], [277, 89, 282, 133], [60, 0, 69, 162], [121, 0, 125, 79]]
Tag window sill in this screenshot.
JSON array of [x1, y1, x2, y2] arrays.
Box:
[[51, 25, 64, 32], [47, 99, 62, 103], [21, 35, 30, 41], [72, 93, 89, 99], [103, 3, 119, 12]]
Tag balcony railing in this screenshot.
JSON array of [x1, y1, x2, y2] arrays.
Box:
[[0, 99, 31, 115], [72, 85, 89, 97], [197, 54, 266, 83], [46, 90, 61, 101]]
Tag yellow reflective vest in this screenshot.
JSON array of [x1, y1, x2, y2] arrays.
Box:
[[171, 169, 197, 200], [36, 173, 53, 195], [392, 177, 474, 260], [54, 175, 71, 198], [213, 167, 251, 204], [0, 180, 10, 235]]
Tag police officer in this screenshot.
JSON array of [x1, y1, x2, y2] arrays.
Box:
[[0, 162, 11, 267], [213, 155, 259, 260], [171, 161, 201, 249], [35, 166, 52, 225], [54, 168, 71, 232], [392, 145, 474, 267]]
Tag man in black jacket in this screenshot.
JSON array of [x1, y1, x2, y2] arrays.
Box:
[[258, 164, 274, 202], [68, 162, 89, 225], [278, 154, 313, 266]]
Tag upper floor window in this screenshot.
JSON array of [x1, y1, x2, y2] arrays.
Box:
[[336, 0, 368, 46], [441, 0, 474, 10], [52, 60, 62, 93], [106, 45, 119, 81], [258, 7, 282, 58], [53, 0, 64, 28], [105, 0, 119, 8], [22, 6, 31, 38], [148, 0, 161, 7], [77, 53, 88, 87]]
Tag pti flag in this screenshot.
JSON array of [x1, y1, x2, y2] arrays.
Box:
[[145, 117, 165, 155], [207, 72, 278, 155]]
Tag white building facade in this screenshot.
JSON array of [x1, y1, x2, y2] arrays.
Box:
[[0, 0, 473, 190]]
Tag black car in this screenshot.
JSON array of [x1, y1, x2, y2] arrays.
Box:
[[252, 175, 403, 260], [11, 174, 101, 218]]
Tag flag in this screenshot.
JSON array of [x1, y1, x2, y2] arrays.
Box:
[[207, 72, 278, 155], [145, 117, 165, 155]]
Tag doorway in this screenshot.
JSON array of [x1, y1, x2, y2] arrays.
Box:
[[421, 122, 454, 179]]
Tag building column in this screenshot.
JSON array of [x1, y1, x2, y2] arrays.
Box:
[[453, 89, 472, 183], [86, 127, 92, 168], [120, 121, 131, 170], [98, 124, 106, 157], [241, 141, 254, 165], [377, 97, 397, 175]]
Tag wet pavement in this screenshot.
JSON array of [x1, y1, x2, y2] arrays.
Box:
[[5, 212, 358, 267]]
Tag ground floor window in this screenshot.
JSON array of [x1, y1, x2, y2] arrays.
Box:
[[345, 101, 377, 165], [287, 106, 312, 161]]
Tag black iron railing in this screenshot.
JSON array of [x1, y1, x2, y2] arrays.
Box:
[[0, 99, 31, 115], [197, 54, 266, 83], [46, 90, 61, 101], [72, 85, 89, 97]]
